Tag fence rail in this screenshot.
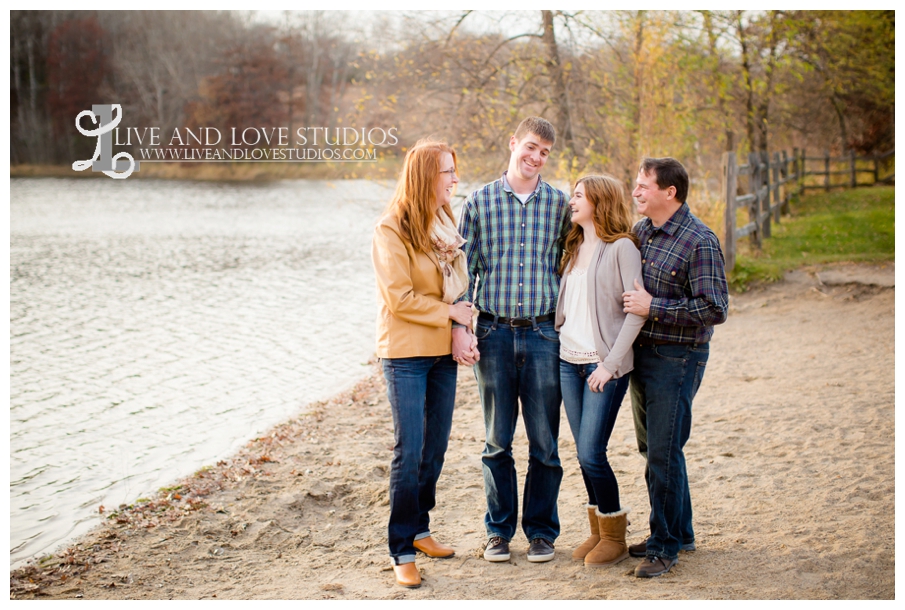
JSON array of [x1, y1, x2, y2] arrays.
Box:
[[720, 148, 893, 272]]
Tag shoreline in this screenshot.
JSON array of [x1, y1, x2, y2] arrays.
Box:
[[8, 363, 382, 573], [10, 371, 388, 594], [10, 268, 895, 599], [10, 161, 404, 182]]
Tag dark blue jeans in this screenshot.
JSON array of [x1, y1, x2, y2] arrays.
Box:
[[630, 343, 709, 560], [560, 361, 630, 514], [474, 317, 563, 544], [382, 355, 457, 565]]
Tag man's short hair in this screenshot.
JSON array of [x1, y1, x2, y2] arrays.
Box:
[[639, 157, 689, 204], [513, 117, 556, 145]]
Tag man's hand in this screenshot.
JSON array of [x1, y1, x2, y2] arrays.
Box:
[[452, 326, 480, 365], [587, 365, 613, 393], [623, 278, 652, 318]]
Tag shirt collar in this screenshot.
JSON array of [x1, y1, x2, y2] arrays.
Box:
[[502, 171, 543, 197], [649, 202, 690, 236]]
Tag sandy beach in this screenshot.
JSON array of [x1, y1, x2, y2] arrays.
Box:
[[10, 263, 894, 600]]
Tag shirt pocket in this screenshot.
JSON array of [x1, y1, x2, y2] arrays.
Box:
[[646, 253, 688, 296]]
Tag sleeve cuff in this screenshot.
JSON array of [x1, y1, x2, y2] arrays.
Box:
[[648, 298, 669, 324]]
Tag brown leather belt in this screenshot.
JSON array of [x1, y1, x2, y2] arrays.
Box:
[[478, 311, 555, 327]]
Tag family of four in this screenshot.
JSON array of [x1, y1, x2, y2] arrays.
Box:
[[371, 117, 729, 588]]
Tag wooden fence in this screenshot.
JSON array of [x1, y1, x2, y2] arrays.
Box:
[[720, 148, 894, 272]]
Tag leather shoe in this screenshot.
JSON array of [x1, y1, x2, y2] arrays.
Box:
[[413, 536, 455, 558], [393, 562, 421, 588], [634, 555, 678, 578], [629, 539, 695, 558]]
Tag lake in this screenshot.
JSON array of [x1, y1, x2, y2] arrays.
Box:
[[9, 177, 403, 568]]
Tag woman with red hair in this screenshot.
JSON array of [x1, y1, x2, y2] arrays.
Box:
[[371, 139, 473, 588]]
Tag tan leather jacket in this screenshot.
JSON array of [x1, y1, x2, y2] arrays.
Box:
[[372, 213, 452, 358]]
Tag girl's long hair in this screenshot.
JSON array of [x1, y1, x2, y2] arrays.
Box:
[[385, 138, 457, 253], [559, 174, 639, 275]]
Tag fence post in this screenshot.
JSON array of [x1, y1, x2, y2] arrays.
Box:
[[799, 147, 806, 194], [721, 152, 737, 273], [781, 150, 791, 215], [761, 150, 771, 239], [824, 150, 831, 192], [873, 154, 880, 185], [850, 149, 857, 188], [749, 152, 762, 247], [773, 152, 782, 223]]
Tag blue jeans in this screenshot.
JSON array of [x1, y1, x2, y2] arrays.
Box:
[[382, 355, 458, 565], [474, 317, 563, 543], [560, 361, 630, 514], [630, 343, 709, 560]]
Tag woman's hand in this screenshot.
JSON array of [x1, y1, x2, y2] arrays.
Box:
[[587, 365, 613, 393], [448, 301, 474, 326]]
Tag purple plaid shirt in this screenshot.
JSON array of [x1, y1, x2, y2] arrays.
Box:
[[633, 203, 729, 344]]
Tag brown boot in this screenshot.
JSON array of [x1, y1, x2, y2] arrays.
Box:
[[413, 535, 455, 558], [572, 505, 600, 561], [585, 507, 630, 567], [393, 562, 421, 588]]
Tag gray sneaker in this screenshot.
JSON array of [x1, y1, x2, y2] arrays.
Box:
[[484, 536, 511, 562], [527, 538, 555, 563]]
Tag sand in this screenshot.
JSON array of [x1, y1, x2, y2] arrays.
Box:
[[10, 263, 895, 600]]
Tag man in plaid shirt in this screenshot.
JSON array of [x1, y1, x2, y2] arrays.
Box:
[[622, 157, 729, 578], [453, 117, 571, 564]]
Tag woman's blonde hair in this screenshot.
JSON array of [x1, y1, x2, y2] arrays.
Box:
[[560, 174, 639, 275], [386, 138, 457, 253]]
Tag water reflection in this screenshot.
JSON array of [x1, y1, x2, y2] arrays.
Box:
[[9, 177, 395, 567]]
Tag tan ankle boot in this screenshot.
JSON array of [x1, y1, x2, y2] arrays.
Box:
[[585, 507, 630, 567], [571, 505, 600, 561], [413, 535, 455, 558], [393, 562, 421, 588]]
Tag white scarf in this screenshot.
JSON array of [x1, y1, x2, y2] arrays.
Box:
[[430, 213, 469, 304]]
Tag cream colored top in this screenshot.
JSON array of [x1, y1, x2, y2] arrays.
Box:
[[554, 238, 646, 378], [558, 267, 599, 364]]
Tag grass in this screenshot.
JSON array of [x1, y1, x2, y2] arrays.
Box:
[[729, 185, 895, 290]]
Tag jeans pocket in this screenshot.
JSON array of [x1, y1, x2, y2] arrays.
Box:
[[653, 344, 688, 362], [536, 324, 560, 343], [475, 320, 493, 340], [691, 361, 706, 397]]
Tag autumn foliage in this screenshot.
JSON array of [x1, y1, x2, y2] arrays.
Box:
[[10, 10, 894, 183]]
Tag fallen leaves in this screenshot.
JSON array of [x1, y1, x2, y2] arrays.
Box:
[[10, 370, 388, 600]]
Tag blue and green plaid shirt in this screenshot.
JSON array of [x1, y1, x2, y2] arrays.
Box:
[[634, 202, 729, 344], [457, 172, 571, 318]]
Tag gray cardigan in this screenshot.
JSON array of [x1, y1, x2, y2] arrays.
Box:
[[554, 237, 646, 378]]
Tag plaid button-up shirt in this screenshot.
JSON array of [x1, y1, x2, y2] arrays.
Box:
[[458, 172, 570, 319], [634, 203, 729, 344]]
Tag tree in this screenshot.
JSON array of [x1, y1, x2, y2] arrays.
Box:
[[789, 10, 894, 153], [46, 16, 110, 161]]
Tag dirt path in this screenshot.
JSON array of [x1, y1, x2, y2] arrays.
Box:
[[11, 264, 894, 600]]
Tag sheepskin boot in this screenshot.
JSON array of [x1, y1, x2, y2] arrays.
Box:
[[571, 505, 600, 561], [584, 507, 630, 567]]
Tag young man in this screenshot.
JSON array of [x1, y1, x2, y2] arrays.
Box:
[[622, 157, 729, 577], [454, 117, 571, 563]]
